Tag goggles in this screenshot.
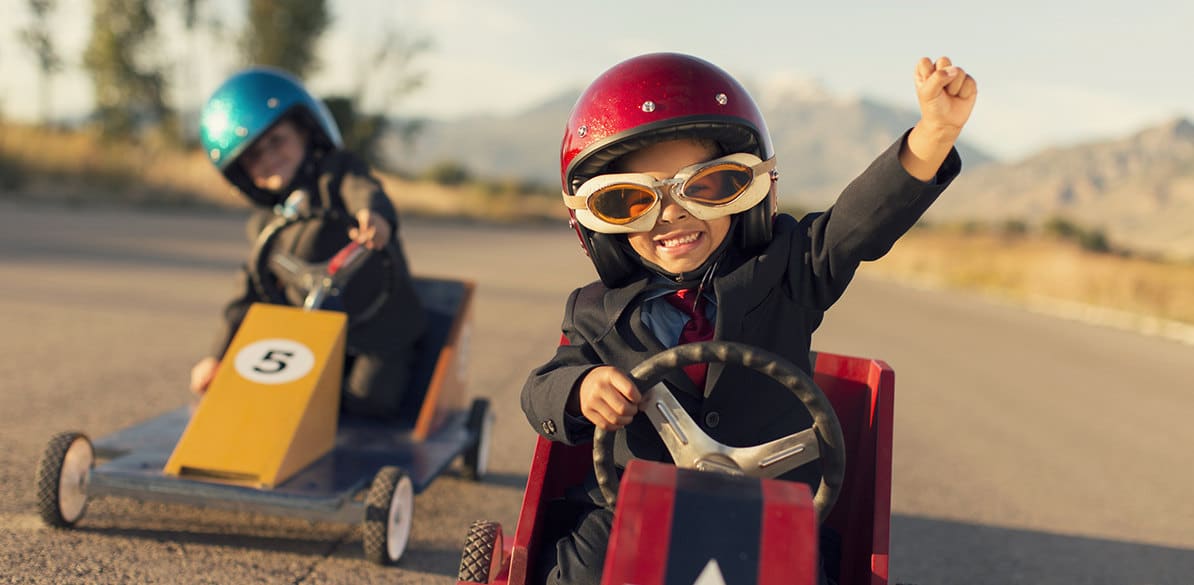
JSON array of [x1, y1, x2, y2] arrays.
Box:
[[563, 153, 777, 234]]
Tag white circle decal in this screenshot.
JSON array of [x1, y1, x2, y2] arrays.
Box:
[[234, 339, 316, 385]]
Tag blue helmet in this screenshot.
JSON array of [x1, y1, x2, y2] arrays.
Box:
[[199, 67, 342, 198]]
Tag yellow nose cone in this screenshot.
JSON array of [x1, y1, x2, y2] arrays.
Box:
[[164, 303, 347, 488]]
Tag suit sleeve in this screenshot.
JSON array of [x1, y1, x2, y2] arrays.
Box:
[[208, 264, 260, 358], [321, 151, 399, 229], [520, 287, 602, 445], [795, 129, 962, 309]]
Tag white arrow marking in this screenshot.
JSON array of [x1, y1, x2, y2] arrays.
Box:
[[693, 558, 727, 585]]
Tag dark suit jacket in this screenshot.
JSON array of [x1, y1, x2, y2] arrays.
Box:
[[521, 134, 961, 497], [211, 150, 426, 357]]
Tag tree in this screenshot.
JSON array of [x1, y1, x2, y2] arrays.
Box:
[[171, 0, 221, 143], [1078, 228, 1112, 254], [327, 27, 430, 169], [1043, 216, 1081, 240], [83, 0, 173, 139], [237, 3, 428, 169], [240, 0, 330, 78], [424, 160, 471, 186], [181, 0, 200, 30], [17, 0, 63, 126]]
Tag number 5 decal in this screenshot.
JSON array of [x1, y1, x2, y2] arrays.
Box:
[[254, 350, 295, 374], [234, 339, 316, 384]]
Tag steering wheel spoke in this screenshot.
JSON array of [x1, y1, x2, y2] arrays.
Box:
[[593, 341, 846, 524], [730, 428, 820, 479], [248, 213, 391, 322], [642, 383, 821, 478], [268, 252, 310, 288], [641, 383, 722, 469]]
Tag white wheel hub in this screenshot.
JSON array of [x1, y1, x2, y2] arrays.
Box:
[[59, 438, 93, 523], [386, 474, 414, 561]]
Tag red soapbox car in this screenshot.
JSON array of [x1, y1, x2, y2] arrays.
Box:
[[455, 341, 896, 585]]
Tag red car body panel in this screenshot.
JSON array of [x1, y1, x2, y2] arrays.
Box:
[[601, 461, 678, 585], [459, 352, 894, 585], [602, 460, 818, 585]]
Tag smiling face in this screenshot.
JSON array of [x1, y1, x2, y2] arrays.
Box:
[[239, 118, 307, 192], [618, 139, 733, 275]]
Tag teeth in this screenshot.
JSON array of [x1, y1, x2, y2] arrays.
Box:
[[660, 233, 700, 248]]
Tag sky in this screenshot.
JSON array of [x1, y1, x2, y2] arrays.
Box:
[[1, 0, 1192, 161]]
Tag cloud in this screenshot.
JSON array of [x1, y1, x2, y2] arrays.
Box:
[[413, 0, 526, 35], [754, 70, 846, 109], [398, 54, 563, 119]]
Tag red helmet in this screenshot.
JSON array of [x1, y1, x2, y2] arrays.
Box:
[[560, 53, 777, 286]]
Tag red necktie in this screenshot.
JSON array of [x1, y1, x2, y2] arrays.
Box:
[[663, 288, 714, 388]]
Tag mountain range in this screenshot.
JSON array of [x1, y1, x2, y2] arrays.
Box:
[[928, 117, 1194, 258], [385, 78, 995, 203], [385, 81, 1194, 259]]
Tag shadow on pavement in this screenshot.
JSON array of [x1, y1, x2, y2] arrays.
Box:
[[443, 469, 528, 491], [76, 521, 348, 556], [76, 521, 465, 578], [891, 514, 1194, 585]]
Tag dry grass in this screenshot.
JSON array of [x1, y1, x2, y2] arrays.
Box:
[[0, 121, 568, 222], [0, 123, 242, 207], [871, 230, 1194, 326], [377, 174, 565, 223]]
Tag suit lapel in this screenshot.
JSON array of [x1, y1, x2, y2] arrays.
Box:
[[594, 278, 703, 399], [627, 303, 701, 398], [705, 245, 783, 398], [705, 275, 738, 398]]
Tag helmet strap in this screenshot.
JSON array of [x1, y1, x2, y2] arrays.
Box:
[[586, 231, 641, 288], [738, 185, 774, 251]]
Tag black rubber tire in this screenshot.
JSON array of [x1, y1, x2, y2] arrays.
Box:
[[362, 466, 413, 565], [457, 520, 502, 583], [461, 398, 492, 481], [35, 432, 93, 528]]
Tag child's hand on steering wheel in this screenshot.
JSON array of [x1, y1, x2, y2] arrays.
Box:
[[350, 209, 392, 250], [573, 366, 642, 430]]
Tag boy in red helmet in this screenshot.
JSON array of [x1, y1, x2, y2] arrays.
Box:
[[520, 53, 977, 585]]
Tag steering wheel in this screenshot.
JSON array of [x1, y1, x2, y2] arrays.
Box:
[[247, 209, 396, 324], [593, 341, 846, 523]]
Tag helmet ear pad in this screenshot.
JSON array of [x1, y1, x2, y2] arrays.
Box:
[[585, 230, 640, 288], [737, 183, 775, 251]]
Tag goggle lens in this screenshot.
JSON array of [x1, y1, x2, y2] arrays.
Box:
[[682, 163, 753, 205], [566, 154, 775, 232], [589, 184, 658, 224]]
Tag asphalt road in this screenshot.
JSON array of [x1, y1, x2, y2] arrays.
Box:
[[1, 202, 1191, 584]]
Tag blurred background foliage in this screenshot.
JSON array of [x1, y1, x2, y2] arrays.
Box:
[[1, 0, 1192, 330]]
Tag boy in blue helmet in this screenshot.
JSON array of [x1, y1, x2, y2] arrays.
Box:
[[521, 54, 977, 585], [190, 67, 426, 418]]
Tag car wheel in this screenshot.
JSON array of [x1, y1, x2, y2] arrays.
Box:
[[457, 520, 503, 583], [461, 398, 493, 481], [36, 432, 94, 528], [362, 466, 413, 565]]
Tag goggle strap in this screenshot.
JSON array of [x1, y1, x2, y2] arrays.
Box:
[[755, 157, 777, 175], [561, 192, 592, 210]]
